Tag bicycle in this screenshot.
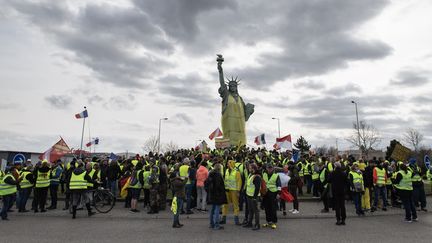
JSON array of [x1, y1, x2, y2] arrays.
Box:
[[68, 187, 116, 214], [92, 187, 116, 213]]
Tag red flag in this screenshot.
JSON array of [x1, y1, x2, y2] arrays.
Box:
[[274, 134, 292, 150], [39, 137, 71, 163], [208, 127, 223, 140]]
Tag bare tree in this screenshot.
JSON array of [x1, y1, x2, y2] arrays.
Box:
[[347, 120, 381, 156], [163, 141, 179, 153], [315, 145, 328, 156], [141, 136, 159, 154], [403, 128, 424, 152]]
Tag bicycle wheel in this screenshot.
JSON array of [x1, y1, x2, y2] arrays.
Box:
[[93, 190, 116, 213]]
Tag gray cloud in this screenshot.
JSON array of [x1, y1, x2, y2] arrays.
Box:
[[157, 74, 218, 107], [103, 94, 137, 110], [286, 94, 403, 129], [326, 83, 362, 96], [7, 1, 172, 88], [390, 69, 430, 87], [44, 95, 72, 109], [7, 0, 393, 91], [172, 113, 194, 125], [0, 102, 19, 110], [296, 80, 326, 90], [87, 95, 104, 105]]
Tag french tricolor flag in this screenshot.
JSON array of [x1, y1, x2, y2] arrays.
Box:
[[75, 110, 88, 119], [254, 134, 266, 145], [209, 127, 223, 140], [86, 137, 99, 147]]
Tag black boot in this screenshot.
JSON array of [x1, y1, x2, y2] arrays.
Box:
[[86, 203, 95, 217], [72, 206, 77, 219]]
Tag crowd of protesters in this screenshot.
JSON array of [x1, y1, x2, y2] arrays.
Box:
[[1, 147, 431, 228]]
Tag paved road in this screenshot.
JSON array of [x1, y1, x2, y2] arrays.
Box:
[[1, 199, 431, 243]]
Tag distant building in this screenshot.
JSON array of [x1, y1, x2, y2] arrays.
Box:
[[338, 149, 385, 160]]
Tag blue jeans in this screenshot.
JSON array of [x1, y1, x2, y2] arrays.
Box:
[[18, 188, 31, 211], [1, 195, 13, 219], [373, 186, 387, 208], [210, 204, 221, 228], [185, 183, 194, 212], [352, 192, 363, 214], [108, 180, 117, 197], [173, 197, 184, 224]]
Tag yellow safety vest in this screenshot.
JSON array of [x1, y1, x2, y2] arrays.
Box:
[[224, 169, 238, 191], [87, 169, 95, 187], [131, 160, 138, 166], [394, 171, 413, 191], [69, 171, 88, 190], [375, 167, 386, 186], [143, 171, 151, 189], [303, 161, 311, 176], [129, 170, 143, 189], [0, 174, 17, 196], [349, 171, 364, 192], [298, 162, 304, 176], [246, 175, 260, 197], [312, 163, 319, 181], [20, 171, 34, 189], [320, 168, 327, 188], [263, 172, 279, 193], [179, 165, 190, 184], [408, 166, 422, 182], [50, 167, 61, 183], [36, 170, 50, 188]]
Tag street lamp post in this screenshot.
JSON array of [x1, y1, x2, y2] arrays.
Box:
[[158, 117, 168, 154], [272, 117, 281, 138], [351, 101, 361, 152]]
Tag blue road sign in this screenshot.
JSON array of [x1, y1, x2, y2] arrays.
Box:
[[13, 153, 26, 164], [424, 155, 430, 169]]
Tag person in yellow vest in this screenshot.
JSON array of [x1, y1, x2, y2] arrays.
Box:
[[427, 166, 432, 193], [262, 163, 281, 229], [303, 159, 313, 194], [1, 166, 21, 220], [384, 161, 397, 207], [372, 162, 388, 212], [69, 161, 95, 219], [349, 164, 365, 216], [179, 158, 193, 214], [311, 160, 320, 198], [408, 158, 427, 211], [243, 163, 261, 230], [18, 164, 34, 213], [220, 160, 242, 225], [33, 160, 51, 213], [319, 159, 330, 213], [48, 159, 63, 210], [394, 164, 417, 222], [297, 160, 304, 196], [128, 163, 144, 213]]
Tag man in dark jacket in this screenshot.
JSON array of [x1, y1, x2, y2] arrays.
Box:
[[328, 162, 349, 225], [363, 160, 374, 211], [171, 172, 187, 228], [206, 163, 227, 230], [106, 160, 120, 197]]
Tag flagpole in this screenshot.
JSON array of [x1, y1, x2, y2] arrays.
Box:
[[79, 106, 87, 158]]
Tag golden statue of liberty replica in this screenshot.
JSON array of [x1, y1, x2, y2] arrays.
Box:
[[217, 54, 255, 146]]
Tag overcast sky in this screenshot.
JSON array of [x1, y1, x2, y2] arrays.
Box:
[[1, 0, 431, 154]]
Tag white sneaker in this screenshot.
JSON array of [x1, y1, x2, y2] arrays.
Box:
[[292, 210, 299, 214], [288, 209, 295, 212]]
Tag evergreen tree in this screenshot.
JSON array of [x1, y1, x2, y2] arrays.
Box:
[[294, 136, 311, 155]]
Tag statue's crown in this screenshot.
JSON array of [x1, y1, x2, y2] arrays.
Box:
[[226, 76, 241, 86]]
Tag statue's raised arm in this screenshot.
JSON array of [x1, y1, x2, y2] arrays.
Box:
[[217, 54, 227, 95]]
